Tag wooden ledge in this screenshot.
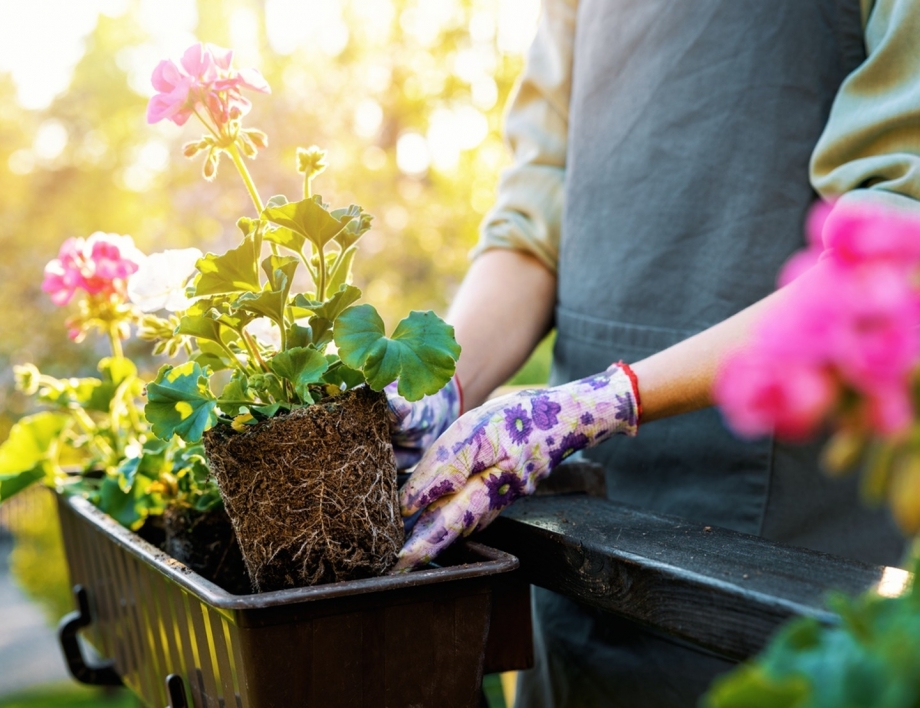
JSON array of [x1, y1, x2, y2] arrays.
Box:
[[478, 490, 905, 660]]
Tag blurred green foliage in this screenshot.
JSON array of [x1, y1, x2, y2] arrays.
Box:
[[0, 684, 138, 708], [704, 555, 920, 708], [0, 0, 536, 440], [6, 490, 72, 624]]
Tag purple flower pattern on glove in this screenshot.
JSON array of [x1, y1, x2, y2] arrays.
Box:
[[531, 395, 561, 430], [386, 375, 461, 469], [392, 364, 639, 572], [504, 405, 533, 445]]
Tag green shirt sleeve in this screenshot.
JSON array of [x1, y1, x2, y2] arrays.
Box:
[[810, 0, 920, 213], [472, 0, 576, 273]]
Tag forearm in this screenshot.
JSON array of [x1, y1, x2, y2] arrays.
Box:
[[631, 265, 821, 423], [448, 249, 556, 409]]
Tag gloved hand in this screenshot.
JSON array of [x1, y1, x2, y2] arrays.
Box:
[[392, 362, 641, 571], [386, 374, 463, 470]]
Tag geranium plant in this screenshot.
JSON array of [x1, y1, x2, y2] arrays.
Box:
[[140, 43, 460, 444], [706, 202, 920, 707], [0, 232, 220, 530]]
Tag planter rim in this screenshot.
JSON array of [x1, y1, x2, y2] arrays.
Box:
[[63, 494, 519, 610]]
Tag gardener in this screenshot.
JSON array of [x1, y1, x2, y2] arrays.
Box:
[[389, 0, 920, 705]]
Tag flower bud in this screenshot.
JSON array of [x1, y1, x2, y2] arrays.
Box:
[[821, 428, 867, 476], [246, 129, 268, 149], [182, 139, 210, 159], [889, 455, 920, 535], [296, 145, 327, 177], [13, 363, 41, 396], [237, 132, 258, 158], [203, 149, 220, 181]]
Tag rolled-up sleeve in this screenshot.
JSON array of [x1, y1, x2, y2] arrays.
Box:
[[472, 0, 577, 272], [810, 0, 920, 213]]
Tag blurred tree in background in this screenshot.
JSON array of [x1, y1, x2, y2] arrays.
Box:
[[0, 0, 544, 440]]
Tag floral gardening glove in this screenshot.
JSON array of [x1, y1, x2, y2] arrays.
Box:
[[392, 363, 640, 571], [386, 375, 463, 470]]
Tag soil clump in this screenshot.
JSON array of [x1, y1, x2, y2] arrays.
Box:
[[204, 386, 403, 592]]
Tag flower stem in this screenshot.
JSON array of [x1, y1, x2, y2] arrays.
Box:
[[108, 326, 124, 359], [317, 243, 326, 301], [242, 330, 270, 372], [228, 142, 279, 258], [228, 143, 264, 214]]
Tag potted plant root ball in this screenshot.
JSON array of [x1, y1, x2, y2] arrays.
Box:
[[142, 72, 460, 591]]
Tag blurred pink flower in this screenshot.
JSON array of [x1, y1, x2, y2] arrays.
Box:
[[718, 201, 920, 441], [714, 347, 838, 440], [146, 43, 270, 128], [822, 202, 920, 270], [777, 200, 833, 286], [42, 233, 145, 306], [828, 263, 920, 388]]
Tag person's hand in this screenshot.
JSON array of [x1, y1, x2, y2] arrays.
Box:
[[386, 375, 463, 470], [392, 363, 640, 571]]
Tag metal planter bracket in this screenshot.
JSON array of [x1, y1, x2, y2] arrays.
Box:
[[57, 585, 123, 687]]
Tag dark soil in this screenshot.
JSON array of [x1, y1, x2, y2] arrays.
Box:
[[162, 505, 252, 595], [203, 387, 403, 592]]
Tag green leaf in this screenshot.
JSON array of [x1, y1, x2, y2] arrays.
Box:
[[264, 224, 305, 253], [96, 475, 163, 530], [194, 238, 262, 296], [330, 204, 373, 250], [177, 313, 224, 344], [703, 664, 810, 708], [262, 196, 344, 250], [261, 254, 299, 295], [0, 412, 69, 475], [219, 370, 252, 405], [99, 357, 137, 386], [327, 245, 357, 293], [251, 403, 288, 419], [0, 467, 45, 502], [286, 323, 313, 349], [248, 372, 287, 402], [0, 412, 69, 501], [322, 357, 366, 390], [309, 317, 334, 349], [191, 340, 233, 372], [145, 363, 217, 443], [234, 288, 287, 327], [83, 357, 143, 413], [37, 377, 105, 411], [294, 284, 362, 321], [269, 347, 329, 402], [334, 306, 460, 401], [115, 457, 141, 493]]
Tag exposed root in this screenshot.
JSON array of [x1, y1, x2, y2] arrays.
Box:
[[203, 387, 403, 591]]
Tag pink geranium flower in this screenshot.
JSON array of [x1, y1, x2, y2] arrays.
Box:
[[714, 347, 838, 441], [42, 232, 145, 306], [146, 43, 270, 128], [717, 201, 920, 441]]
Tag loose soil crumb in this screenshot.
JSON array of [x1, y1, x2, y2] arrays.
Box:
[[204, 387, 403, 592]]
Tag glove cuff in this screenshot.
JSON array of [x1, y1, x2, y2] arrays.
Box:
[[453, 373, 465, 416], [614, 360, 642, 425]]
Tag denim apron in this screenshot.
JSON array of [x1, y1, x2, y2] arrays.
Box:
[[517, 1, 906, 705]]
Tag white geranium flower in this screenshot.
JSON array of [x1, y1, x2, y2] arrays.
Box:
[[128, 248, 203, 312], [245, 317, 282, 350]]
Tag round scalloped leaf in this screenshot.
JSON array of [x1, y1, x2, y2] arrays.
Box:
[[145, 362, 217, 443], [334, 305, 459, 401]]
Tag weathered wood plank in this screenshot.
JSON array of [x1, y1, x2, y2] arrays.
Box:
[[479, 493, 905, 660]]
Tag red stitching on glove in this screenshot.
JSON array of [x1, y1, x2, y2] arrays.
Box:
[[454, 373, 465, 416], [616, 360, 642, 425]]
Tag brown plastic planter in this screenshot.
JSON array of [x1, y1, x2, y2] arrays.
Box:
[[55, 494, 532, 708]]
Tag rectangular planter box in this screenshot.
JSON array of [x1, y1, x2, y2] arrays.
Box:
[[56, 494, 532, 708]]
